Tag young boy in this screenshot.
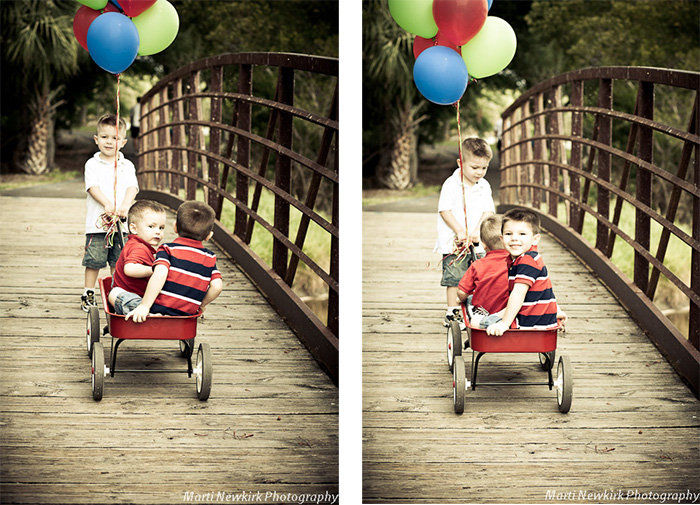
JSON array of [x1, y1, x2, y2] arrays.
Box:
[[456, 214, 510, 328], [108, 200, 167, 315], [126, 201, 224, 322], [486, 208, 567, 336], [435, 137, 495, 328], [81, 113, 139, 311]]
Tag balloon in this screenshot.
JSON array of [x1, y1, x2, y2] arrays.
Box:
[[388, 0, 438, 39], [413, 46, 469, 105], [76, 0, 108, 9], [433, 0, 488, 46], [413, 31, 461, 59], [461, 16, 517, 78], [110, 0, 123, 10], [131, 0, 179, 56], [488, 0, 493, 9], [86, 12, 139, 74], [119, 0, 157, 17], [73, 3, 119, 52]]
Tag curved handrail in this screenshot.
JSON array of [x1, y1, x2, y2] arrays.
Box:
[[136, 52, 338, 383], [499, 66, 700, 393]]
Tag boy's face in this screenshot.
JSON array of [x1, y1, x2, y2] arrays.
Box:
[[94, 124, 127, 160], [458, 154, 490, 186], [501, 219, 540, 258], [129, 211, 167, 247]]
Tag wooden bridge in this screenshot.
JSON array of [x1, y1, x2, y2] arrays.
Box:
[[363, 67, 699, 503], [1, 53, 338, 504]]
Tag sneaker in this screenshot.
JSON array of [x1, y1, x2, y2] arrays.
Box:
[[468, 306, 489, 328], [81, 290, 97, 312], [443, 310, 455, 328], [451, 308, 466, 331]]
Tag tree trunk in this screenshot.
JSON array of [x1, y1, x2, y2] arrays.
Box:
[[16, 85, 63, 175], [377, 101, 417, 190]]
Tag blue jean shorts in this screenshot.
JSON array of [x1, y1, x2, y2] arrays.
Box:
[[114, 290, 143, 315], [441, 253, 470, 287], [82, 233, 127, 269]]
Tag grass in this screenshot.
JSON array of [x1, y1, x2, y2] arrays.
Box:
[[362, 182, 441, 207], [0, 170, 81, 191]]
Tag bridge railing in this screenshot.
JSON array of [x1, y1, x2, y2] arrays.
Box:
[[499, 67, 699, 393], [136, 52, 338, 383]]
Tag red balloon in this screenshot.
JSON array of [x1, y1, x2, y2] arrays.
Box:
[[119, 0, 157, 18], [73, 3, 119, 52], [413, 31, 461, 59], [433, 0, 488, 46]]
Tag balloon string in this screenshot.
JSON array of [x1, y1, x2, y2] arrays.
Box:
[[114, 72, 120, 207], [455, 99, 468, 239]]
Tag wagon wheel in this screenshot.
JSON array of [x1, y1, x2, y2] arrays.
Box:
[[91, 342, 104, 401], [538, 351, 555, 371], [446, 320, 462, 372], [453, 355, 465, 414], [195, 343, 212, 401], [86, 306, 100, 358], [179, 338, 195, 358], [556, 355, 573, 413]]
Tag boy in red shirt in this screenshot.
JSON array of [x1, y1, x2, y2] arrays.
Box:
[[457, 214, 510, 328], [108, 200, 167, 314], [486, 208, 567, 335]]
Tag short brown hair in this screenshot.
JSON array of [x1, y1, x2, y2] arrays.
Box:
[[502, 208, 540, 235], [97, 113, 127, 133], [128, 200, 165, 225], [461, 137, 492, 160], [480, 214, 504, 251], [176, 201, 216, 241]]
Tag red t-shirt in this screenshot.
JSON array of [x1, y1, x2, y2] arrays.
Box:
[[458, 249, 510, 314], [111, 235, 156, 297]]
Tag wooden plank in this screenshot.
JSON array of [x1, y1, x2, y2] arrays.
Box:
[[362, 210, 700, 503], [0, 195, 338, 504]]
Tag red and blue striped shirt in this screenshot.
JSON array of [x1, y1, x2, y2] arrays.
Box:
[[508, 246, 559, 330], [150, 237, 222, 316]]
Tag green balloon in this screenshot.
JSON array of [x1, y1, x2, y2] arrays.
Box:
[[388, 0, 438, 38], [461, 17, 517, 79], [131, 0, 179, 56], [76, 0, 108, 9]]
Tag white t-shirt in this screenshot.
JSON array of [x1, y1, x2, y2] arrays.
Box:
[[434, 168, 495, 254], [84, 152, 139, 234]]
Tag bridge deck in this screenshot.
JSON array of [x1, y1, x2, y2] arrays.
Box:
[[0, 193, 338, 504], [362, 207, 699, 503]]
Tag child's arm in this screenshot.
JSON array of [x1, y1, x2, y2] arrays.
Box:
[[116, 186, 139, 218], [87, 186, 115, 214], [125, 264, 168, 323], [470, 210, 495, 245], [486, 283, 529, 335], [200, 278, 223, 311], [123, 262, 154, 278], [439, 210, 468, 244]]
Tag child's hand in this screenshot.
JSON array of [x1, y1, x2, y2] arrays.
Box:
[[125, 304, 149, 323], [486, 321, 509, 336], [455, 228, 468, 246], [116, 204, 130, 218], [557, 310, 568, 325], [468, 231, 480, 246], [104, 203, 116, 215]]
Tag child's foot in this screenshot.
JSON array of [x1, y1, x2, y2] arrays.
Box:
[[81, 290, 97, 312], [469, 306, 489, 328], [444, 308, 466, 330]]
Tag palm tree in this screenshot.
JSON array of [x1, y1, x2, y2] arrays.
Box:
[[2, 0, 79, 175], [363, 0, 426, 190]]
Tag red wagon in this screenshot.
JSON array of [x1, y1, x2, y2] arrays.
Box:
[[86, 276, 212, 401], [446, 307, 572, 414]]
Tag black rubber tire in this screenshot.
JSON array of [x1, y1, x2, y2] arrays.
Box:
[[447, 320, 462, 372], [539, 351, 555, 371], [179, 338, 195, 358], [92, 342, 104, 401], [556, 355, 573, 413], [453, 355, 465, 414], [86, 306, 100, 358], [196, 343, 212, 401]]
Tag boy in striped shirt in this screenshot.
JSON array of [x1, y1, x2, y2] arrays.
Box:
[[126, 201, 223, 322], [486, 208, 567, 336]]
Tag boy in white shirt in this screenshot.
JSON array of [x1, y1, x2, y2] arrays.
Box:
[[435, 137, 494, 328], [81, 113, 139, 311]]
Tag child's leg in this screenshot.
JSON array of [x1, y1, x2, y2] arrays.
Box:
[[446, 286, 461, 308], [84, 267, 100, 291]]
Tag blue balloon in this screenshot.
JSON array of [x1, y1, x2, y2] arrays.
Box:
[[488, 0, 493, 10], [413, 46, 469, 105], [109, 0, 123, 10], [86, 12, 139, 74]]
